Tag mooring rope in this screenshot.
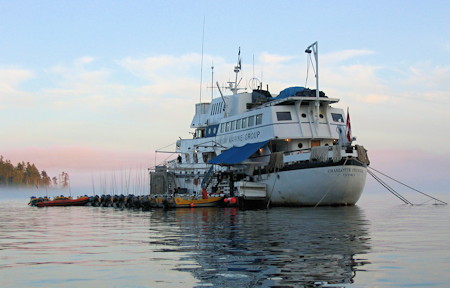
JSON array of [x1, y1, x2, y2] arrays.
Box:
[[367, 169, 413, 205], [368, 166, 447, 205], [266, 168, 280, 209], [314, 158, 349, 207], [365, 165, 447, 205]]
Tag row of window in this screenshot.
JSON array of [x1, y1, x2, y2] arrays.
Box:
[[277, 111, 345, 123], [182, 152, 216, 164], [210, 102, 224, 115], [277, 111, 345, 122], [218, 111, 344, 134], [220, 114, 263, 133]]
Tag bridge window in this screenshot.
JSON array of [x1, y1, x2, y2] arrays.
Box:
[[332, 113, 344, 122], [256, 114, 262, 125], [236, 119, 242, 129], [248, 116, 255, 127], [193, 152, 198, 163], [230, 120, 236, 131], [242, 117, 247, 128], [277, 111, 292, 121]]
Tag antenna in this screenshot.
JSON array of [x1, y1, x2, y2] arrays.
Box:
[[211, 62, 214, 101], [248, 54, 261, 90], [230, 47, 242, 94], [216, 81, 227, 117], [252, 54, 255, 79], [199, 16, 205, 103]]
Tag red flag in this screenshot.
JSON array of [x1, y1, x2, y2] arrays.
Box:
[[346, 107, 352, 142]]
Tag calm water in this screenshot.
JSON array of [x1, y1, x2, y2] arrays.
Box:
[[0, 189, 449, 287]]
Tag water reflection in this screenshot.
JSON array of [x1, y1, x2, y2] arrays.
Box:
[[149, 206, 371, 287]]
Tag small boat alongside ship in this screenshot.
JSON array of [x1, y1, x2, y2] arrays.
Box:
[[29, 195, 89, 207], [162, 195, 225, 208], [150, 42, 370, 208]]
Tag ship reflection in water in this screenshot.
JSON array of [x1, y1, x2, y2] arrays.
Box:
[[149, 206, 371, 287]]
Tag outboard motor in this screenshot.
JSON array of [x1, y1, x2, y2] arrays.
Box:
[[141, 195, 151, 210], [132, 195, 141, 209], [126, 194, 134, 208]]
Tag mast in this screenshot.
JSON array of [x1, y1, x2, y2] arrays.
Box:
[[211, 63, 214, 101], [305, 41, 320, 124], [229, 47, 242, 94], [199, 16, 205, 103]]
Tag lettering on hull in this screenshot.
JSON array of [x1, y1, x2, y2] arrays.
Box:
[[327, 167, 365, 177], [218, 130, 261, 145]]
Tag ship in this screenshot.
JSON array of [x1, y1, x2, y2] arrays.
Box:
[[150, 42, 370, 207]]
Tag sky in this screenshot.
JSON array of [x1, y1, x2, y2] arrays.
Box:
[[1, 0, 449, 195]]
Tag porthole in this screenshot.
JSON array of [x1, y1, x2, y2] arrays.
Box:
[[319, 114, 324, 119], [301, 113, 307, 118], [298, 143, 303, 149]]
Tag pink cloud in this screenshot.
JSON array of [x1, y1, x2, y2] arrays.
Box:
[[2, 145, 180, 188], [3, 146, 153, 170], [365, 148, 450, 195], [2, 146, 171, 189]]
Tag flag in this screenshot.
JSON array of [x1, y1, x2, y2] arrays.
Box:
[[237, 47, 241, 69], [346, 107, 352, 142]]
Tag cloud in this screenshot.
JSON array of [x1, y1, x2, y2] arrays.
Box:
[[259, 52, 297, 65], [367, 148, 450, 194], [363, 94, 389, 103], [119, 53, 204, 80], [2, 146, 156, 189], [4, 146, 153, 171], [0, 67, 35, 109], [321, 49, 375, 65], [397, 63, 450, 104]]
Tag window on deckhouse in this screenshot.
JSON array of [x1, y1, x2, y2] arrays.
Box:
[[248, 116, 255, 127], [256, 114, 262, 125], [331, 113, 344, 122], [276, 112, 292, 121], [242, 118, 247, 128], [236, 119, 242, 129]]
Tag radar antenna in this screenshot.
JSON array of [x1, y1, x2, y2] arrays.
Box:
[[229, 47, 242, 94]]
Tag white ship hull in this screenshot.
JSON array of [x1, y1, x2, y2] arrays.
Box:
[[259, 162, 367, 206]]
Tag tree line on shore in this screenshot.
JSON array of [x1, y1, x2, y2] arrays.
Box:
[[0, 156, 68, 188]]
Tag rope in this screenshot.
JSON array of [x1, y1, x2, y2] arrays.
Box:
[[266, 168, 279, 209], [314, 158, 348, 207], [367, 169, 413, 205], [305, 53, 316, 88], [369, 166, 447, 205]]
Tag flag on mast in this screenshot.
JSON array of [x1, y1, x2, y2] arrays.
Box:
[[238, 47, 241, 69], [346, 107, 352, 142]]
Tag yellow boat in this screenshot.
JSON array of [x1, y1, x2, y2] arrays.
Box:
[[163, 196, 224, 208]]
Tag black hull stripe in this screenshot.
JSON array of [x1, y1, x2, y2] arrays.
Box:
[[256, 158, 367, 175]]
